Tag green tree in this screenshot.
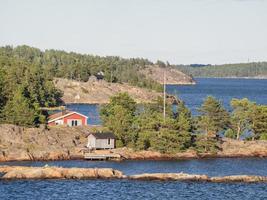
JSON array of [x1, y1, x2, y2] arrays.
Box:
[[2, 87, 38, 126], [174, 102, 193, 149], [175, 62, 267, 78], [0, 68, 7, 112], [152, 129, 184, 153], [197, 96, 230, 137], [250, 105, 267, 140], [156, 60, 166, 68], [134, 107, 163, 150], [175, 102, 193, 133], [0, 54, 63, 126], [100, 93, 137, 146], [105, 105, 136, 146], [193, 134, 220, 153], [230, 98, 254, 140], [135, 130, 153, 150], [101, 92, 136, 118], [23, 64, 63, 108], [135, 100, 193, 152]]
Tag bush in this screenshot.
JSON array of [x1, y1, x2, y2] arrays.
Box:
[[193, 134, 220, 154], [260, 133, 267, 140], [135, 131, 153, 150], [224, 129, 236, 139], [115, 140, 124, 148]]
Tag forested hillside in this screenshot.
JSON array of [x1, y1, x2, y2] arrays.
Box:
[[0, 53, 63, 126], [0, 45, 162, 91], [175, 63, 267, 78]]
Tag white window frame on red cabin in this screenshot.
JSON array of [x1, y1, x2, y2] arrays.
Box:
[[67, 119, 82, 127]]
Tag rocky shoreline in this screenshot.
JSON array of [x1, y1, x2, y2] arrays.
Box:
[[1, 124, 267, 162], [1, 146, 267, 163], [0, 165, 267, 183], [111, 140, 267, 160]]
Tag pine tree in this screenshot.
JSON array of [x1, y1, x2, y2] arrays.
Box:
[[198, 96, 230, 137], [175, 102, 193, 133], [174, 102, 193, 149], [153, 129, 183, 153], [100, 93, 137, 146], [101, 92, 136, 118], [230, 98, 254, 140], [0, 68, 6, 112], [193, 134, 220, 153], [250, 105, 267, 140], [2, 87, 37, 126]]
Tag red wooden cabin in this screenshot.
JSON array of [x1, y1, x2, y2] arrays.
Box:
[[48, 111, 88, 126]]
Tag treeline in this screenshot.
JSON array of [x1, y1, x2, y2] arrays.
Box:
[[0, 56, 63, 126], [175, 62, 267, 78], [101, 93, 267, 153], [0, 45, 162, 92]]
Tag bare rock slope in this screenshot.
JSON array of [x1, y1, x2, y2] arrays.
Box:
[[54, 66, 194, 104], [55, 78, 161, 104], [140, 65, 196, 85], [218, 138, 267, 157], [0, 124, 93, 162]]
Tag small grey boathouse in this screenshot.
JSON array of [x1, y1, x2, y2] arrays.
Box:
[[87, 132, 115, 150]]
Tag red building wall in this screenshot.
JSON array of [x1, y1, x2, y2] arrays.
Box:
[[63, 113, 87, 125], [48, 113, 87, 126]]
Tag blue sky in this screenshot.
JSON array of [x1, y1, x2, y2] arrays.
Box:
[[0, 0, 267, 64]]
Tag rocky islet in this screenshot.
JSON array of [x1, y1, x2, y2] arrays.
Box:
[[0, 166, 267, 183]]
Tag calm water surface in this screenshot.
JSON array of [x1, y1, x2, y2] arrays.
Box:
[[169, 78, 267, 114], [1, 158, 267, 176], [1, 180, 266, 200], [0, 159, 267, 200]]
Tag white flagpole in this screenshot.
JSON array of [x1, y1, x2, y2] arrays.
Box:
[[163, 70, 166, 122]]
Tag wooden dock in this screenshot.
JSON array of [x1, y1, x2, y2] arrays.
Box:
[[84, 153, 122, 161]]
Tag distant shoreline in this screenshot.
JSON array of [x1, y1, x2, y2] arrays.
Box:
[[194, 76, 267, 79]]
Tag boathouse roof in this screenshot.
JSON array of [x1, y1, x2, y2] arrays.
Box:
[[90, 132, 116, 139]]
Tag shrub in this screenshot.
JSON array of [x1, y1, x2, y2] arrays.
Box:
[[224, 129, 236, 139], [260, 133, 267, 140]]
